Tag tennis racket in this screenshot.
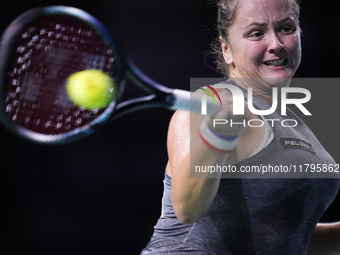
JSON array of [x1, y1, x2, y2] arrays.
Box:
[[0, 6, 217, 144]]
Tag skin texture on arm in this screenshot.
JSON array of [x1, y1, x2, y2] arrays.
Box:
[[166, 109, 228, 224], [307, 222, 340, 255], [166, 88, 262, 224]]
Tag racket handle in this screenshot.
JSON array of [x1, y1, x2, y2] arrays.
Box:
[[169, 89, 219, 116]]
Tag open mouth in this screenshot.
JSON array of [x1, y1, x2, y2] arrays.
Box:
[[263, 59, 287, 67]]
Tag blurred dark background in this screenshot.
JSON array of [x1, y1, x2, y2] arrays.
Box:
[[0, 0, 339, 254]]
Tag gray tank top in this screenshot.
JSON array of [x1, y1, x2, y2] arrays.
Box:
[[141, 80, 340, 255]]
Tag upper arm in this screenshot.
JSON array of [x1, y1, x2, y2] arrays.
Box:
[[165, 86, 264, 223]]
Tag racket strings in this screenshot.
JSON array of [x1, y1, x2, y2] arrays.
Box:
[[5, 15, 118, 135]]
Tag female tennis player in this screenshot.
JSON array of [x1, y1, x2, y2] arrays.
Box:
[[141, 0, 340, 254]]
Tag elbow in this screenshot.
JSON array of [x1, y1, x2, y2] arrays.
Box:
[[176, 213, 197, 225], [173, 202, 203, 224]]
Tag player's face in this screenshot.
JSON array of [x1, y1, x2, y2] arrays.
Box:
[[221, 0, 301, 86]]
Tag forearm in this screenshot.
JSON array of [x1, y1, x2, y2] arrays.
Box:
[[307, 222, 340, 255]]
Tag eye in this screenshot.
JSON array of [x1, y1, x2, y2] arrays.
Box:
[[249, 31, 264, 38], [280, 26, 295, 34]]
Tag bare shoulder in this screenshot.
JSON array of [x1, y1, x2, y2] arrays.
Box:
[[166, 110, 191, 176], [167, 87, 214, 143], [166, 87, 209, 176], [168, 110, 190, 144]]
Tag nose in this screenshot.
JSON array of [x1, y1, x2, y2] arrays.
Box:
[[268, 33, 284, 54]]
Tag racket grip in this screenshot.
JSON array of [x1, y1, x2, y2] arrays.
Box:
[[169, 89, 219, 116]]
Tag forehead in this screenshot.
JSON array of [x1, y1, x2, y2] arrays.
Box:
[[235, 0, 294, 25]]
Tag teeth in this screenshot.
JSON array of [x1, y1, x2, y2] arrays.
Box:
[[264, 59, 285, 66]]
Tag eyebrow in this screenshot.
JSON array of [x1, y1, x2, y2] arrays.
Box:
[[242, 17, 295, 31], [242, 22, 266, 31]]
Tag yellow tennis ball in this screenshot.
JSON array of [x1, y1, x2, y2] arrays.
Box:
[[66, 69, 116, 110]]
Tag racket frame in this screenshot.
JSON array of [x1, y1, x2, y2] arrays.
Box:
[[0, 6, 209, 144]]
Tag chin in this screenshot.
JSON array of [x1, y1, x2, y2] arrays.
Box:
[[261, 77, 292, 87], [261, 70, 295, 87]]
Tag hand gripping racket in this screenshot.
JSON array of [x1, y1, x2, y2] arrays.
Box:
[[0, 6, 217, 144]]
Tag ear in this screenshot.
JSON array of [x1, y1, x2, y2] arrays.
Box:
[[219, 36, 233, 65]]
